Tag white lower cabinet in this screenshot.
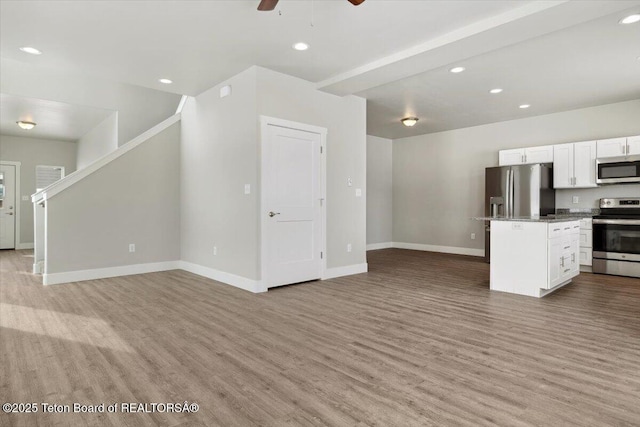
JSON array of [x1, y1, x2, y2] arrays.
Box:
[[578, 218, 593, 268], [548, 222, 580, 289], [490, 220, 580, 298]]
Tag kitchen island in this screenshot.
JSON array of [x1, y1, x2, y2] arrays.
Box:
[[477, 217, 581, 298]]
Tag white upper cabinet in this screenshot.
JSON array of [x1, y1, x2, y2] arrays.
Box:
[[573, 141, 597, 187], [553, 143, 573, 188], [499, 146, 553, 166], [597, 137, 627, 158], [553, 141, 596, 189], [499, 148, 525, 166], [524, 146, 554, 164], [627, 135, 640, 156]]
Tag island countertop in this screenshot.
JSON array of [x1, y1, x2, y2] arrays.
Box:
[[473, 216, 583, 223]]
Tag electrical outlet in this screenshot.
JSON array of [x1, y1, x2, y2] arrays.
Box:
[[347, 243, 352, 253], [129, 244, 136, 253], [22, 195, 29, 202], [572, 196, 579, 204], [244, 184, 251, 194], [471, 233, 476, 240], [213, 246, 217, 256], [355, 188, 362, 197]]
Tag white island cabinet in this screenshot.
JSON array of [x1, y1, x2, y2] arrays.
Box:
[[490, 220, 580, 298]]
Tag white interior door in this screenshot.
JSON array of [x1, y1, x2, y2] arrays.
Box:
[[263, 122, 323, 288], [0, 165, 17, 249]]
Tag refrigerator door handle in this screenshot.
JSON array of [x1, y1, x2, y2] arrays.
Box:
[[504, 169, 511, 217], [508, 169, 515, 217], [509, 169, 516, 218]]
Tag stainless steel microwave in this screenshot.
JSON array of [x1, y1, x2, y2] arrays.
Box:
[[596, 155, 640, 184]]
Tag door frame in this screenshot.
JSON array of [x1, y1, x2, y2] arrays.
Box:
[[259, 116, 327, 290], [0, 161, 22, 249]]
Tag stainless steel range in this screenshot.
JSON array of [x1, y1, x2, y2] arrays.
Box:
[[593, 198, 640, 278]]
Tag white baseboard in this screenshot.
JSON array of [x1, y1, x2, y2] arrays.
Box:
[[323, 263, 368, 280], [39, 260, 367, 291], [179, 261, 266, 294], [366, 242, 393, 251], [16, 242, 34, 250], [43, 260, 181, 285], [392, 242, 484, 257], [33, 261, 43, 275]]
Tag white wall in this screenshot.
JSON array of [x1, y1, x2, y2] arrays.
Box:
[[180, 66, 367, 285], [76, 112, 118, 169], [366, 135, 392, 246], [392, 99, 640, 252], [256, 67, 367, 270], [1, 58, 180, 146], [46, 122, 180, 274], [180, 67, 260, 280], [0, 134, 77, 246]]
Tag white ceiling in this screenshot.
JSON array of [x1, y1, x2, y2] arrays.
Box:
[[1, 0, 639, 139], [0, 94, 114, 141]]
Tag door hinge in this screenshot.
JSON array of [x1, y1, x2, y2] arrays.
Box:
[[320, 251, 323, 259], [320, 146, 323, 154]]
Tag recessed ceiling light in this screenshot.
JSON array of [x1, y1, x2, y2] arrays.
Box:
[[16, 121, 36, 130], [449, 66, 465, 73], [293, 42, 309, 51], [619, 14, 640, 24], [519, 104, 531, 109], [489, 88, 503, 94], [159, 78, 173, 84], [401, 117, 419, 127], [19, 46, 42, 55]]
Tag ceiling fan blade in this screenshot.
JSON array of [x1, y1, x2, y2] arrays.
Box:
[[347, 0, 365, 5], [257, 0, 279, 11]]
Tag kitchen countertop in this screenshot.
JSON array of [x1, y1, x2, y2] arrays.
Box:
[[473, 216, 583, 223], [473, 209, 598, 223]]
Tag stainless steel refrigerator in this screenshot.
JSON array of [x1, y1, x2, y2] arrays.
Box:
[[484, 163, 555, 262]]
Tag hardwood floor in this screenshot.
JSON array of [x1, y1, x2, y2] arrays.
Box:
[[1, 249, 639, 427]]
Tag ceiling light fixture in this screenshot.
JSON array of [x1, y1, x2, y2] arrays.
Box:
[[159, 78, 173, 84], [293, 42, 309, 51], [401, 117, 419, 127], [19, 46, 42, 55], [16, 121, 36, 130], [489, 88, 503, 94], [449, 66, 465, 73], [619, 14, 640, 24], [519, 104, 531, 109]]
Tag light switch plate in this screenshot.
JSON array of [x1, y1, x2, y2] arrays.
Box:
[[347, 177, 353, 187], [244, 184, 251, 194], [572, 196, 579, 204]]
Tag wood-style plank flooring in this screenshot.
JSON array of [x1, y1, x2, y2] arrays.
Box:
[[1, 249, 639, 426]]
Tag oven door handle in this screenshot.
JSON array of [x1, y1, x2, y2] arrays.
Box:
[[593, 219, 640, 225]]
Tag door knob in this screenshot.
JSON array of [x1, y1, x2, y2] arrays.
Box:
[[268, 211, 280, 217]]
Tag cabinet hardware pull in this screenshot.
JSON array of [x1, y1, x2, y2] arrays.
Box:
[[564, 246, 570, 250]]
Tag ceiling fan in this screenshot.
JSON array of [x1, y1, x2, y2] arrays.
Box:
[[258, 0, 364, 11]]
